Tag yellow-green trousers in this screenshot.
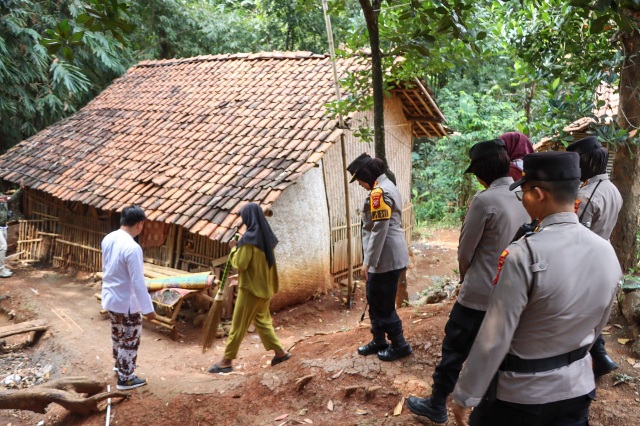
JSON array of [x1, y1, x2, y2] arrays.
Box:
[[224, 288, 283, 360]]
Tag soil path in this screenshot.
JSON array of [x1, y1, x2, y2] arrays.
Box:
[[0, 229, 637, 425]]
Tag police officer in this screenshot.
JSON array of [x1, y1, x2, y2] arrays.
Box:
[[347, 153, 412, 362], [407, 139, 529, 423], [567, 136, 623, 378], [0, 179, 23, 278], [451, 151, 622, 426]]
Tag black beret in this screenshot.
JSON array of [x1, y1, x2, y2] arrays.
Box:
[[509, 151, 581, 190], [464, 139, 507, 174], [566, 136, 602, 154], [347, 153, 372, 183]]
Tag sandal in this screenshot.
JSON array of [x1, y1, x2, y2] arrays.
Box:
[[271, 352, 292, 366], [208, 364, 233, 374]]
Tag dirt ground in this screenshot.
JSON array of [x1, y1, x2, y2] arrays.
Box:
[[0, 228, 638, 426]]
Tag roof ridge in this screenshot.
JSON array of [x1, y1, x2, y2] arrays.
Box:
[[136, 51, 329, 67]]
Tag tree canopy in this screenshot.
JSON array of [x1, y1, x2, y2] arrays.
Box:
[[1, 0, 639, 269]]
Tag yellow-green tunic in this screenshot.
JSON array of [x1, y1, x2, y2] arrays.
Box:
[[224, 244, 283, 359]]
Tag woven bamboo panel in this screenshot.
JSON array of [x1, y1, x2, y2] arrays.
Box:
[[177, 232, 230, 273], [143, 224, 178, 268], [322, 96, 414, 283], [53, 209, 113, 271]]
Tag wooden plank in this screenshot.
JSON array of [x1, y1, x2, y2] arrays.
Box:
[[0, 319, 48, 339]]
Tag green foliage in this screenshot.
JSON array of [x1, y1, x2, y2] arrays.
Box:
[[0, 0, 132, 151], [412, 60, 525, 224]]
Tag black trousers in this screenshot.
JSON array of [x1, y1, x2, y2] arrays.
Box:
[[432, 302, 486, 396], [366, 268, 404, 338], [470, 390, 595, 426]]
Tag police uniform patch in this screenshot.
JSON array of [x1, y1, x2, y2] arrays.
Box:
[[493, 249, 509, 285], [574, 198, 581, 213], [369, 188, 391, 221]]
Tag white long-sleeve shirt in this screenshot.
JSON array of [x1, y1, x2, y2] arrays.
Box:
[[101, 229, 154, 315]]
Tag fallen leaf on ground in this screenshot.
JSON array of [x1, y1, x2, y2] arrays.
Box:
[[331, 370, 343, 379], [327, 400, 334, 411], [274, 413, 290, 421], [614, 324, 624, 329], [601, 332, 611, 335], [303, 419, 313, 424], [394, 398, 405, 416], [355, 409, 367, 415], [618, 338, 630, 345], [412, 319, 422, 323], [627, 358, 636, 365]]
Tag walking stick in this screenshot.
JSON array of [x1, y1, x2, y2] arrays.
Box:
[[201, 235, 238, 353]]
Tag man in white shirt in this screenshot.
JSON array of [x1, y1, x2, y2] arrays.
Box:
[[101, 205, 156, 390]]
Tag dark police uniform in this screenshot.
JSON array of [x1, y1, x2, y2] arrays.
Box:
[[452, 152, 622, 425]]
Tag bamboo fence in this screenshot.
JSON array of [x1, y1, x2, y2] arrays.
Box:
[[17, 189, 232, 274]]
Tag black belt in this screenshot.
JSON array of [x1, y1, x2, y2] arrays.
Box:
[[500, 345, 590, 373]]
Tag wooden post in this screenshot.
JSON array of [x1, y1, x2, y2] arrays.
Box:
[[322, 0, 353, 306]]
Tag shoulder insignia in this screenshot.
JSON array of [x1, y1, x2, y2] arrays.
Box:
[[493, 249, 509, 285], [574, 198, 581, 213], [370, 188, 391, 221]]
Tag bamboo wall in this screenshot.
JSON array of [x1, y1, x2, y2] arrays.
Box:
[[322, 96, 415, 283], [17, 189, 231, 274]]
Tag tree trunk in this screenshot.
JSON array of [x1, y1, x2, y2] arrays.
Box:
[[612, 29, 640, 272], [358, 0, 387, 164]]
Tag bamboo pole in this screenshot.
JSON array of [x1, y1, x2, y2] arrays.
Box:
[[322, 0, 353, 307]]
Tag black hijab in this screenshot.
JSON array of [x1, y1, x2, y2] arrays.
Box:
[[238, 203, 279, 267]]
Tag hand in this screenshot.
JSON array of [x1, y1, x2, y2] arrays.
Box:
[[452, 402, 471, 426], [229, 239, 237, 248], [361, 264, 368, 281], [144, 311, 157, 321]]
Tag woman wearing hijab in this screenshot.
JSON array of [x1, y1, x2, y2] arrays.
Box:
[[346, 153, 412, 362], [499, 132, 534, 181], [208, 203, 290, 373]]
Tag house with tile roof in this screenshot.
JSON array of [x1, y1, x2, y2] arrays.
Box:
[[0, 51, 447, 308]]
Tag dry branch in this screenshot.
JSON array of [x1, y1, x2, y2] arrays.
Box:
[[0, 377, 128, 415]]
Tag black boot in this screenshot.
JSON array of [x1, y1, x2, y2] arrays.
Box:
[[593, 353, 619, 378], [358, 331, 388, 356], [377, 333, 412, 361], [591, 336, 618, 378], [406, 392, 448, 424]]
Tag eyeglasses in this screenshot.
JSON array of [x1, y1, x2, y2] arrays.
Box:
[[515, 186, 538, 201]]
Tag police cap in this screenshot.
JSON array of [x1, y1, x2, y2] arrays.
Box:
[[509, 151, 581, 190], [347, 152, 372, 183], [566, 136, 602, 154], [464, 139, 507, 174]]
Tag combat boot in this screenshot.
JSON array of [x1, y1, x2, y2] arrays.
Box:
[[407, 392, 448, 424], [358, 331, 388, 356], [377, 332, 412, 361], [593, 353, 619, 378]]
